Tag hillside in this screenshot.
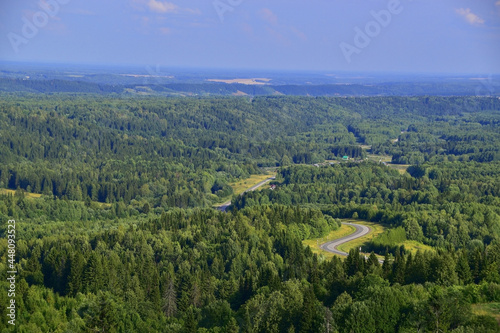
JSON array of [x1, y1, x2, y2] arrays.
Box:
[[1, 94, 500, 332]]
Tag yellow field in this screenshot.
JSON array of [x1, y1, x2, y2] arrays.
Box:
[[472, 303, 500, 325], [0, 188, 114, 208], [0, 188, 42, 199], [206, 78, 271, 85], [229, 174, 275, 196], [400, 240, 435, 254], [302, 224, 356, 259]]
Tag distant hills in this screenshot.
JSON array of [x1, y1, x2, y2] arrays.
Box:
[[1, 77, 497, 96]]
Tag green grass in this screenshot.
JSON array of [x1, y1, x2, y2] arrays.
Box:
[[366, 154, 392, 163], [472, 303, 500, 324], [400, 240, 435, 254], [0, 188, 114, 208], [388, 164, 410, 175], [229, 174, 274, 195], [0, 188, 42, 199]]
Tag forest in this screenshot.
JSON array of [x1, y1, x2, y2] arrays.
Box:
[[1, 77, 497, 97], [1, 94, 500, 332]]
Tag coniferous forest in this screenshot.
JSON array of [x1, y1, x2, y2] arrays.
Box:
[[1, 94, 500, 332]]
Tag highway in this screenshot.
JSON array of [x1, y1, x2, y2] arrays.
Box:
[[320, 222, 372, 257]]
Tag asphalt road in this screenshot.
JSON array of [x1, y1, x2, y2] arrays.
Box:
[[320, 223, 371, 257], [217, 177, 275, 212]]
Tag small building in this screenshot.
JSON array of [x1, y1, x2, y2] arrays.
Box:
[[342, 156, 349, 161]]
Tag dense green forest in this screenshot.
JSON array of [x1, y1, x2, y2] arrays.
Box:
[[1, 94, 500, 332], [1, 78, 498, 97]]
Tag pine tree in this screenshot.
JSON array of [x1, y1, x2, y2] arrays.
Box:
[[226, 317, 239, 333], [456, 251, 472, 285], [163, 279, 177, 318], [83, 253, 103, 294], [67, 252, 85, 296], [382, 252, 391, 279], [392, 251, 406, 285], [299, 287, 316, 333], [85, 291, 120, 333], [183, 307, 198, 333]]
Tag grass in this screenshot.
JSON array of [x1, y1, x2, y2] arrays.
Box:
[[0, 188, 113, 208], [388, 164, 410, 175], [302, 224, 356, 259], [400, 240, 435, 254], [0, 188, 42, 199], [229, 174, 274, 196], [366, 154, 392, 163], [472, 303, 500, 324]]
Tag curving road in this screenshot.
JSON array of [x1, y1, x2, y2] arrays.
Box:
[[320, 223, 371, 257]]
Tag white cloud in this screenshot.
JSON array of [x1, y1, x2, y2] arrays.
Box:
[[64, 8, 97, 16], [290, 26, 307, 42], [456, 8, 485, 25], [260, 8, 278, 25], [131, 0, 200, 16], [159, 27, 172, 35], [147, 0, 178, 13], [257, 8, 307, 44]]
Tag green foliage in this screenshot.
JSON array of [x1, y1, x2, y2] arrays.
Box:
[[1, 95, 500, 332]]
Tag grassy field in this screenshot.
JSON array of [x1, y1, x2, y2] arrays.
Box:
[[388, 164, 410, 175], [0, 188, 114, 208], [302, 224, 356, 259], [400, 240, 435, 254], [472, 303, 500, 325], [366, 154, 392, 163], [229, 174, 274, 195], [0, 188, 42, 199]]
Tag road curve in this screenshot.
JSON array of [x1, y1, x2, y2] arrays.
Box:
[[320, 223, 371, 257], [217, 177, 275, 212]]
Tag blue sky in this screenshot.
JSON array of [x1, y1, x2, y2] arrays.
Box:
[[1, 0, 499, 73]]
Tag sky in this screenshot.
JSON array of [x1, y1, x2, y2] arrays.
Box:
[[0, 0, 499, 74]]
